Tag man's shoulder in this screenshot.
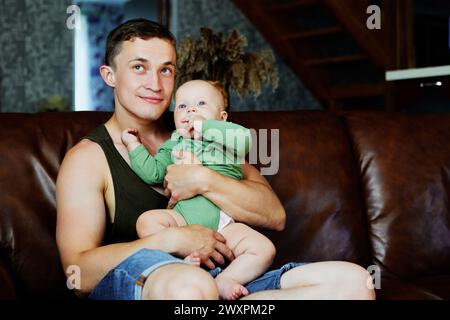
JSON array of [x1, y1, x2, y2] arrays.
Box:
[[61, 138, 107, 172], [68, 138, 104, 158], [56, 138, 109, 194]]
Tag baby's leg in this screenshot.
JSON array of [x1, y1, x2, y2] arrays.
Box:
[[215, 223, 276, 300], [136, 210, 200, 266], [136, 209, 186, 237]]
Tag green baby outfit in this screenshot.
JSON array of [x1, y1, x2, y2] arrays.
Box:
[[129, 119, 252, 230]]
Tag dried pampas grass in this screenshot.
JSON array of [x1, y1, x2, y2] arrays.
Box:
[[177, 28, 279, 99]]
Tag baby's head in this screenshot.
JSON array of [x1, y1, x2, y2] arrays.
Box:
[[174, 79, 228, 130]]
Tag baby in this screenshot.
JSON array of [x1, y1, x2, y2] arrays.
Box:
[[121, 80, 276, 300]]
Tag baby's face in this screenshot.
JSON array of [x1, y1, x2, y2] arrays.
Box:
[[174, 80, 227, 131]]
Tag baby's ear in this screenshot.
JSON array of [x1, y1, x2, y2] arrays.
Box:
[[220, 111, 228, 121]]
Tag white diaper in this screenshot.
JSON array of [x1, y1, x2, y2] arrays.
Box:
[[218, 210, 234, 231]]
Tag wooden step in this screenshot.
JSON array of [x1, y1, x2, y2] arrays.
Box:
[[268, 0, 320, 13], [304, 53, 365, 66], [283, 26, 343, 41], [330, 83, 385, 99]]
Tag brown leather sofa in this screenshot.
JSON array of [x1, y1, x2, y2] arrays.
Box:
[[0, 111, 449, 300]]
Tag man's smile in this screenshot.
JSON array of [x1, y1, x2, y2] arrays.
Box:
[[139, 95, 163, 104]]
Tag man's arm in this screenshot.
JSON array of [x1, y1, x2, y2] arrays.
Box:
[[207, 162, 285, 230], [56, 141, 233, 295], [164, 162, 286, 231]]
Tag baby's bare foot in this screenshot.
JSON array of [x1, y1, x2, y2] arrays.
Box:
[[215, 276, 249, 300], [184, 251, 201, 267]]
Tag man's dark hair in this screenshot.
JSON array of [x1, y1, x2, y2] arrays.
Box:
[[104, 19, 176, 68]]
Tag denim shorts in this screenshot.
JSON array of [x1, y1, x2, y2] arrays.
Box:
[[89, 249, 306, 300]]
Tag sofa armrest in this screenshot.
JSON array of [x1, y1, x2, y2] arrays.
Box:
[[0, 254, 16, 299]]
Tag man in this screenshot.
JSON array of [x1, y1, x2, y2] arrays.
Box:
[[56, 19, 375, 300]]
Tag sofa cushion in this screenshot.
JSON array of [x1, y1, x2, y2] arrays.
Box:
[[412, 275, 450, 299], [376, 269, 445, 300]]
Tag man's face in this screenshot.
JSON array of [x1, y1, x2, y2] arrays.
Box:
[[110, 37, 176, 121]]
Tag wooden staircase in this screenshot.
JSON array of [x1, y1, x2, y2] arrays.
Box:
[[233, 0, 415, 111]]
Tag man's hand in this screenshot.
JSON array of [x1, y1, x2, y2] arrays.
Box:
[[171, 224, 235, 269], [164, 161, 209, 209], [121, 128, 141, 151]]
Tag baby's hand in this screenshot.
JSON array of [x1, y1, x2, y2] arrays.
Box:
[[121, 128, 141, 150], [172, 150, 201, 165], [176, 127, 192, 139], [189, 115, 203, 140]]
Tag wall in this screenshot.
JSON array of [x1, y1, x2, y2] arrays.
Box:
[[73, 0, 159, 111], [0, 0, 321, 113], [0, 0, 73, 112], [175, 0, 322, 111]]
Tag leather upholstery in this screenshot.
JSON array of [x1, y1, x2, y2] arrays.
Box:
[[0, 111, 448, 299]]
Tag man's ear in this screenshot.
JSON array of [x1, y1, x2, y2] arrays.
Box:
[[99, 65, 116, 88], [220, 111, 228, 121]]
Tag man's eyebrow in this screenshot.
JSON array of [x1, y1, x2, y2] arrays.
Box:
[[128, 58, 176, 68], [162, 61, 176, 68], [128, 57, 149, 63]]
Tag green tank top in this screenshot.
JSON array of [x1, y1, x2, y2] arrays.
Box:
[[84, 125, 168, 244]]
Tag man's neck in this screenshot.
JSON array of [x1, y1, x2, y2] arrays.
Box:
[[105, 109, 170, 152]]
